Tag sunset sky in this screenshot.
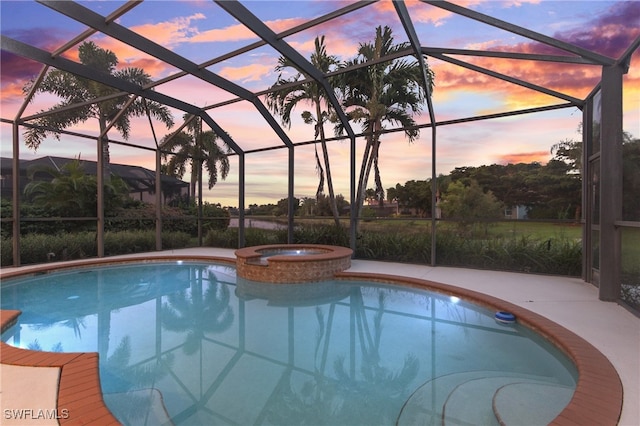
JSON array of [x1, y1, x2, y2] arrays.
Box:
[[1, 0, 639, 207]]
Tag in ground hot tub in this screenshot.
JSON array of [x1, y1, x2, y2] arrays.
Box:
[[235, 244, 353, 283]]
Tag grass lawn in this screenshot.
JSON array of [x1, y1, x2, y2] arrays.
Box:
[[361, 218, 583, 241], [486, 221, 582, 240], [292, 217, 583, 240]]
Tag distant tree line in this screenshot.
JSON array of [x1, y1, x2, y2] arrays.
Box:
[[364, 159, 581, 221], [447, 160, 581, 220], [246, 132, 639, 223]]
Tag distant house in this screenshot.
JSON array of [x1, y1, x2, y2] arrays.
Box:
[[504, 205, 528, 220], [0, 156, 189, 205], [365, 199, 399, 217]]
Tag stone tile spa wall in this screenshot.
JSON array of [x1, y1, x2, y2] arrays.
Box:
[[235, 244, 353, 283]]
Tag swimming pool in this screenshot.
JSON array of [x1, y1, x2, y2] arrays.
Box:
[[1, 261, 579, 425]]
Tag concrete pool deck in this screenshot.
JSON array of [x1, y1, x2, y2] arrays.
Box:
[[1, 247, 638, 425]]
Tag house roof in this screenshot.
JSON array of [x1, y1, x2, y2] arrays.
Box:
[[1, 156, 188, 193]]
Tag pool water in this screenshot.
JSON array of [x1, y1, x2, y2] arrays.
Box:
[[1, 262, 577, 425], [245, 248, 327, 266], [259, 248, 326, 256]]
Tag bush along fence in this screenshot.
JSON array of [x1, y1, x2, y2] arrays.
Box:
[[2, 223, 582, 277]]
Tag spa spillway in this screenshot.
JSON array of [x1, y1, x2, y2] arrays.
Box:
[[235, 244, 353, 283]]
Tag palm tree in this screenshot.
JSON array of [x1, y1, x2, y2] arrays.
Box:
[[161, 269, 234, 355], [23, 157, 129, 218], [23, 41, 174, 180], [337, 26, 434, 222], [267, 36, 342, 226], [161, 114, 231, 202]]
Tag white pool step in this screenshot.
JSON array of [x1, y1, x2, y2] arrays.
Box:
[[443, 377, 515, 425], [397, 371, 490, 425], [397, 371, 573, 426], [492, 382, 574, 425]]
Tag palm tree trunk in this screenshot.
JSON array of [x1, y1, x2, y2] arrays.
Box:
[[355, 138, 373, 224], [362, 136, 381, 209], [98, 116, 112, 183], [189, 164, 198, 202], [314, 145, 325, 198], [316, 101, 340, 226], [373, 154, 384, 206], [355, 121, 381, 222]]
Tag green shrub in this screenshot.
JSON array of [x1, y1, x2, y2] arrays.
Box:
[[1, 199, 13, 238], [3, 232, 97, 265], [361, 206, 376, 222], [293, 224, 350, 247], [2, 219, 582, 276], [201, 203, 231, 231], [106, 205, 156, 232], [204, 227, 287, 248], [434, 231, 581, 275], [106, 203, 229, 236], [103, 230, 192, 255], [103, 230, 155, 255], [1, 236, 13, 265], [1, 230, 192, 266], [356, 230, 431, 263], [204, 224, 350, 249]]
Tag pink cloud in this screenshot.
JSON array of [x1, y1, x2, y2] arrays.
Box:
[[189, 23, 257, 43], [79, 36, 175, 79], [374, 0, 449, 26], [217, 63, 274, 83], [132, 13, 206, 47], [427, 15, 640, 113], [495, 151, 550, 165], [0, 52, 44, 86], [553, 1, 640, 58], [188, 16, 309, 44]]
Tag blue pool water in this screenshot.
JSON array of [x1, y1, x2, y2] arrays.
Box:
[[258, 248, 326, 256], [1, 262, 577, 425]]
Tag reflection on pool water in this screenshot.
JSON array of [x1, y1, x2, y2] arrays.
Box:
[[1, 262, 577, 425]]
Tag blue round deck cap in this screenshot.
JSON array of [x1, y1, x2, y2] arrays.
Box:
[[495, 311, 516, 324]]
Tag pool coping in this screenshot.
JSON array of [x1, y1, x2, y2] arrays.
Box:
[[1, 255, 623, 425]]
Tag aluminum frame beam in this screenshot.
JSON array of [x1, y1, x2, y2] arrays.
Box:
[[150, 1, 376, 93], [393, 0, 439, 266], [425, 50, 584, 106], [38, 0, 294, 150], [421, 47, 602, 65], [2, 33, 247, 249], [422, 0, 615, 66], [598, 64, 624, 301], [214, 0, 355, 141], [1, 35, 242, 155], [8, 1, 142, 266], [15, 1, 375, 130]]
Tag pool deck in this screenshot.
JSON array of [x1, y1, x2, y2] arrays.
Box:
[[1, 247, 638, 425]]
